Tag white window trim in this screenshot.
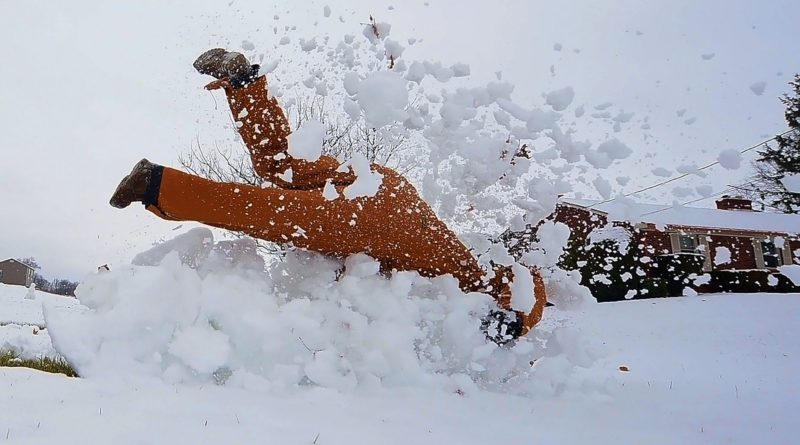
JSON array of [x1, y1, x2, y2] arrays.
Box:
[[752, 239, 765, 269], [753, 237, 787, 269], [669, 231, 711, 271], [781, 242, 793, 266], [698, 236, 712, 272]]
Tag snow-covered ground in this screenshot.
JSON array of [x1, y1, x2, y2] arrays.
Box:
[[2, 265, 798, 444], [0, 284, 81, 359]]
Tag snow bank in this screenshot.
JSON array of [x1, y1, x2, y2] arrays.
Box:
[[45, 231, 601, 396], [0, 283, 81, 359], [0, 324, 58, 359]]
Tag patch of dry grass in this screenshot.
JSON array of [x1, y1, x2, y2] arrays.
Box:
[[0, 350, 78, 377]]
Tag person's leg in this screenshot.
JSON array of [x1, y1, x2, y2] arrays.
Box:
[[144, 166, 367, 255], [485, 266, 547, 338], [196, 50, 354, 190]]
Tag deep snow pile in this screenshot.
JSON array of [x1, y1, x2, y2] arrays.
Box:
[[0, 283, 81, 359], [5, 293, 799, 445], [44, 228, 602, 395]]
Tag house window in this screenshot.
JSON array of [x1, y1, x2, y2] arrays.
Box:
[[761, 241, 783, 268], [678, 234, 700, 254]]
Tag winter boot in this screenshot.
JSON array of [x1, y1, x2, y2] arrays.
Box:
[[109, 158, 161, 209], [481, 308, 523, 346], [193, 48, 259, 87]]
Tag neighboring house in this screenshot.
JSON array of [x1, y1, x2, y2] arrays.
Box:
[[504, 195, 800, 299], [556, 196, 800, 271], [0, 258, 36, 287]]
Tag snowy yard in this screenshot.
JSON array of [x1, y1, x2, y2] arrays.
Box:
[[2, 279, 798, 444], [2, 1, 799, 444]]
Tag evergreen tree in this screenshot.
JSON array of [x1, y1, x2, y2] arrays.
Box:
[[755, 74, 800, 213]]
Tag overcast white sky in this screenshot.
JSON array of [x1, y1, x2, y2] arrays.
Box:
[[1, 0, 798, 280]]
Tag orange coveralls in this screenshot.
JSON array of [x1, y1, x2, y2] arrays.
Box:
[[145, 75, 546, 335]]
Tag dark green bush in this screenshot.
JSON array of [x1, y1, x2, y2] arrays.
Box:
[[639, 278, 670, 299], [708, 270, 800, 293], [654, 254, 705, 296]]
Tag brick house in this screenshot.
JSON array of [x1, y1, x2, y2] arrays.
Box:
[[504, 196, 800, 299], [0, 258, 36, 287], [559, 196, 798, 269]]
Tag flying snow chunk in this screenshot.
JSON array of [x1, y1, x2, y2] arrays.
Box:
[[132, 227, 213, 268], [781, 174, 800, 193], [363, 21, 391, 43], [343, 72, 361, 96], [356, 71, 409, 127], [343, 153, 384, 199], [343, 98, 361, 120], [259, 60, 279, 75], [714, 246, 732, 265], [780, 265, 800, 285], [384, 39, 405, 61], [323, 5, 331, 17], [677, 163, 706, 177], [287, 119, 325, 161], [553, 43, 563, 51], [696, 185, 714, 197], [586, 138, 633, 168], [241, 40, 255, 51], [717, 149, 742, 170], [451, 62, 470, 77], [671, 186, 693, 198], [701, 53, 715, 60], [545, 86, 575, 111], [322, 180, 339, 200], [509, 263, 535, 312], [299, 38, 318, 52], [405, 61, 427, 83], [593, 176, 612, 200], [652, 167, 672, 177], [749, 81, 767, 96]]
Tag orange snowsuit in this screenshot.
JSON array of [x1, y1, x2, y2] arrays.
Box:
[[145, 75, 546, 335]]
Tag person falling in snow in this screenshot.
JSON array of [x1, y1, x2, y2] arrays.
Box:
[[109, 48, 546, 344]]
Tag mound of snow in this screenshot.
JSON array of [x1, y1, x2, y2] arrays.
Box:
[[0, 283, 82, 359], [45, 230, 601, 395]]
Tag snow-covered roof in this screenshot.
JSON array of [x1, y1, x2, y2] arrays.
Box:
[[561, 198, 800, 235], [0, 258, 35, 270]]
